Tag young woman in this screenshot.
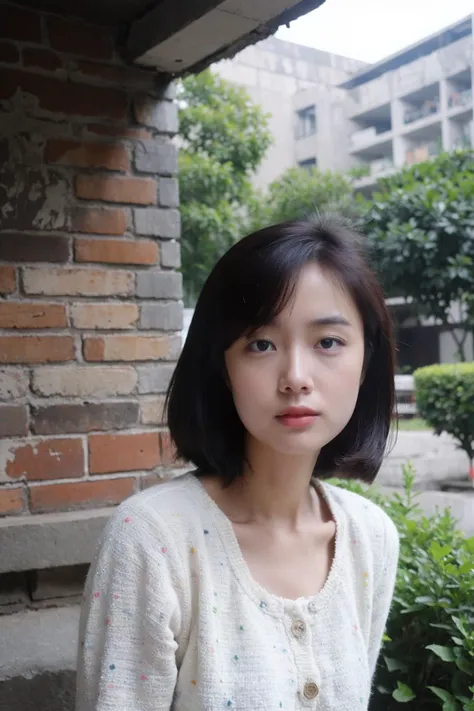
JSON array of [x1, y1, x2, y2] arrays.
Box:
[[76, 216, 399, 711]]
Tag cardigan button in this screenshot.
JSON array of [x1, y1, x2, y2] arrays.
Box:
[[303, 681, 319, 700], [308, 601, 317, 613], [291, 619, 306, 638]]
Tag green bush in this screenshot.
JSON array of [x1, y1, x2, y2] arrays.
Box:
[[414, 363, 474, 474], [331, 465, 474, 710]]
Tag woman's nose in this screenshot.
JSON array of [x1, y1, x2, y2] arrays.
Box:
[[278, 351, 314, 393]]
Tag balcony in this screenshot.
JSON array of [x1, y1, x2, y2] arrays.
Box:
[[404, 99, 440, 125], [368, 157, 394, 175], [350, 126, 392, 154], [405, 139, 441, 166], [452, 134, 472, 150], [449, 87, 472, 109], [353, 157, 395, 194]]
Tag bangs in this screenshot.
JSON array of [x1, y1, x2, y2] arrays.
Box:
[[216, 226, 320, 350]]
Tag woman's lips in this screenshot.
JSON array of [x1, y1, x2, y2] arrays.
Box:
[[276, 408, 320, 428]]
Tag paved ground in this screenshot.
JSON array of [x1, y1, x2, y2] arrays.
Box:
[[378, 430, 469, 489]]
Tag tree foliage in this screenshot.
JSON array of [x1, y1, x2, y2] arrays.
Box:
[[362, 151, 474, 360], [248, 165, 358, 232], [179, 70, 271, 304]]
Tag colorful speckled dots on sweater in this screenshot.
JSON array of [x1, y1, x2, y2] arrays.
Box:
[[76, 472, 399, 711]]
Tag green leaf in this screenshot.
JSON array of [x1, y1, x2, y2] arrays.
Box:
[[393, 682, 416, 702], [426, 645, 456, 662], [442, 702, 459, 711], [455, 656, 474, 674], [428, 686, 456, 702], [430, 542, 452, 561], [384, 656, 408, 672]]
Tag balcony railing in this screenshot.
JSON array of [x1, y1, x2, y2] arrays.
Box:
[[350, 126, 391, 149], [403, 100, 440, 125], [448, 88, 472, 110], [369, 157, 394, 175], [452, 134, 472, 150]]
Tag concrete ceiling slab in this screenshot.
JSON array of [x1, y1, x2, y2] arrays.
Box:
[[218, 0, 301, 24], [127, 0, 327, 74], [135, 7, 259, 70]]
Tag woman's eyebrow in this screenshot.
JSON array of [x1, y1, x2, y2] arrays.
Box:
[[267, 314, 352, 329], [308, 315, 352, 327]]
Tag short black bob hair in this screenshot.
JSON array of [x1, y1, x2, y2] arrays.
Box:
[[166, 216, 396, 485]]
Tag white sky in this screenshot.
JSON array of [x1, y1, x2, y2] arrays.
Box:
[[276, 0, 474, 63]]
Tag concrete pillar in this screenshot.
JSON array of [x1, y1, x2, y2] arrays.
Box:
[[391, 99, 406, 167], [439, 78, 451, 150]]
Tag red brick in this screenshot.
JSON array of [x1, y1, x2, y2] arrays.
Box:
[[31, 401, 139, 435], [0, 233, 70, 262], [0, 486, 26, 516], [5, 437, 84, 482], [70, 303, 138, 329], [0, 336, 74, 364], [29, 478, 135, 513], [23, 48, 63, 72], [0, 303, 67, 329], [0, 266, 16, 294], [73, 61, 155, 88], [23, 266, 134, 297], [70, 207, 127, 236], [75, 175, 157, 206], [0, 41, 20, 64], [86, 124, 152, 140], [47, 17, 114, 60], [45, 139, 129, 171], [74, 238, 158, 265], [84, 335, 170, 362], [0, 405, 28, 437], [89, 431, 161, 474], [0, 6, 41, 43], [0, 69, 127, 120]]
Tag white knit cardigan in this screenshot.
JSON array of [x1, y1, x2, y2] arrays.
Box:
[[76, 471, 399, 711]]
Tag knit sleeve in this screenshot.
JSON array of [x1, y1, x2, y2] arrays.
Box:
[[76, 500, 188, 711], [367, 511, 399, 678]]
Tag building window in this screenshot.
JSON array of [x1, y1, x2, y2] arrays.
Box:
[[298, 157, 317, 171], [296, 106, 316, 139]]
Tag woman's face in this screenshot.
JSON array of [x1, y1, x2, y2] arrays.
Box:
[[224, 262, 366, 459]]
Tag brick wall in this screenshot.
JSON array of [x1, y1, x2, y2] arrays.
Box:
[[0, 3, 182, 517]]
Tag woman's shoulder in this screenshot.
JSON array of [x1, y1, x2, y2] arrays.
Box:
[[103, 471, 207, 554], [322, 480, 399, 550], [122, 470, 200, 514]]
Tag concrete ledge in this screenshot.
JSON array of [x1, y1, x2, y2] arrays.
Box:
[[0, 508, 112, 574], [0, 606, 80, 711]]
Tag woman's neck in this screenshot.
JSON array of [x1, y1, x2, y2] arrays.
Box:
[[207, 437, 322, 531]]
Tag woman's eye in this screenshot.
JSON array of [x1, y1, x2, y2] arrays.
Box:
[[248, 339, 275, 353], [318, 337, 344, 351]]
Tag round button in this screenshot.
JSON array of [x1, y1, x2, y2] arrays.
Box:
[[303, 681, 319, 700], [291, 619, 306, 638], [308, 601, 317, 614]]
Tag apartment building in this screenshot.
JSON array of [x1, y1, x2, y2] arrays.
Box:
[[214, 37, 365, 189], [215, 15, 473, 195], [342, 15, 473, 194]]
